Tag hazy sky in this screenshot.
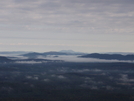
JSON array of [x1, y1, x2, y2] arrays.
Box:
[[0, 0, 134, 52]]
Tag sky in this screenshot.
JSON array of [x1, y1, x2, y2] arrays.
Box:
[[0, 0, 134, 53]]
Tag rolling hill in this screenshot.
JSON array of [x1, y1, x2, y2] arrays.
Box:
[[79, 53, 134, 60], [0, 56, 12, 62]]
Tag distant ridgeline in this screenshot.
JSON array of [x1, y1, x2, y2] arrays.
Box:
[[0, 56, 12, 62], [23, 52, 68, 56], [79, 53, 134, 60], [22, 52, 68, 58], [22, 51, 86, 58]]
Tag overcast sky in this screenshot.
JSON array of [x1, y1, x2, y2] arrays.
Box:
[[0, 0, 134, 52]]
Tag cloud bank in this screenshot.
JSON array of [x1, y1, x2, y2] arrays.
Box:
[[0, 0, 134, 52]]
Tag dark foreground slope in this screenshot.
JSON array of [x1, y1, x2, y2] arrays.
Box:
[[0, 56, 12, 63], [0, 62, 134, 101]]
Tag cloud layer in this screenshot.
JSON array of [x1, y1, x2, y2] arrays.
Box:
[[0, 0, 134, 33], [0, 0, 134, 52]]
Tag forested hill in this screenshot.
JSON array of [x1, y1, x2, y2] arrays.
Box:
[[22, 51, 86, 58], [0, 56, 12, 62], [22, 52, 68, 58], [79, 53, 134, 60]]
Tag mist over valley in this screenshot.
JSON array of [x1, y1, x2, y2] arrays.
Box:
[[0, 50, 134, 100]]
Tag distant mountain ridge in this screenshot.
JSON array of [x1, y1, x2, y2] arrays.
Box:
[[22, 50, 86, 58], [101, 52, 134, 55], [79, 53, 134, 60], [22, 51, 68, 58], [0, 51, 30, 56]]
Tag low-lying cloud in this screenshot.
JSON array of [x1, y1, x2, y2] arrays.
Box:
[[40, 55, 134, 63]]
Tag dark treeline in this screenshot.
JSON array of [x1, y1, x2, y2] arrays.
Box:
[[0, 62, 134, 101]]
